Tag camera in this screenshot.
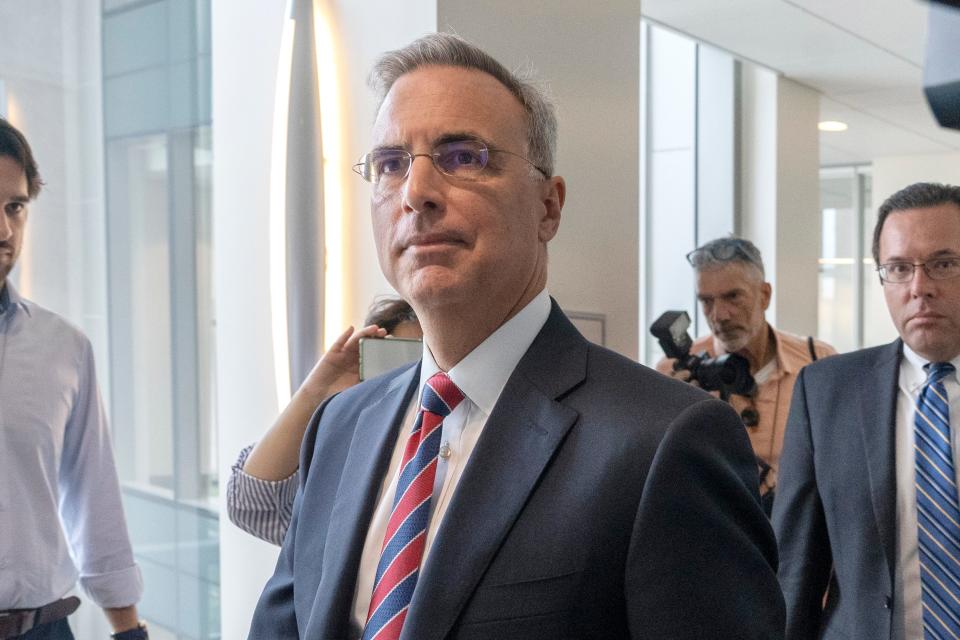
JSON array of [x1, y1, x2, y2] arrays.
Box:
[[650, 310, 756, 400]]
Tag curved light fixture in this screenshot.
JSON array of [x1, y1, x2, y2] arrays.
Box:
[[314, 2, 345, 350], [269, 7, 295, 406], [270, 0, 326, 405]]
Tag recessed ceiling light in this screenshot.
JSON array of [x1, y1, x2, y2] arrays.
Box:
[[818, 120, 848, 132]]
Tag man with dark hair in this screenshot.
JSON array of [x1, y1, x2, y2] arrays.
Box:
[[249, 33, 783, 639], [657, 236, 835, 513], [775, 182, 960, 639], [0, 118, 147, 640]]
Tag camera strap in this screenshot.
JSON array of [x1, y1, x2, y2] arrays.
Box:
[[807, 336, 818, 362]]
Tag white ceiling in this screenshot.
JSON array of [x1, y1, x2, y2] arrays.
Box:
[[641, 0, 960, 165]]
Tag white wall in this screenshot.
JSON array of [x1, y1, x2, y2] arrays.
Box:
[[212, 2, 287, 637], [872, 152, 960, 206], [773, 78, 821, 336], [644, 25, 696, 362], [437, 0, 642, 358], [740, 68, 821, 337]]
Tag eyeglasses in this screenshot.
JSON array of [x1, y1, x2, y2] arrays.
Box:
[[686, 239, 763, 271], [352, 138, 548, 186], [876, 257, 960, 284]]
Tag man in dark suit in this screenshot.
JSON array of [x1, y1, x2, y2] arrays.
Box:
[[249, 33, 783, 640], [774, 182, 960, 639]]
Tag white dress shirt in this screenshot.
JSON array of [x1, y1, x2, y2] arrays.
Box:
[[0, 280, 142, 609], [894, 344, 960, 639], [349, 289, 551, 631]]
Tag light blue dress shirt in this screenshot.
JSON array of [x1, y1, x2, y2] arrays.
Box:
[[0, 280, 142, 609]]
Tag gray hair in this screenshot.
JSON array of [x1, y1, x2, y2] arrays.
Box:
[[686, 236, 766, 279], [369, 32, 558, 177]]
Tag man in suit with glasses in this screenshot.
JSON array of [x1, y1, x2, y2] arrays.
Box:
[[249, 33, 784, 640], [774, 182, 960, 639]]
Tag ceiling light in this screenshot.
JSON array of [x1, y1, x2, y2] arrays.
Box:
[[818, 120, 848, 132]]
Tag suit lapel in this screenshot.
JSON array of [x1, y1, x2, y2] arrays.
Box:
[[305, 364, 420, 638], [400, 303, 587, 640], [857, 339, 902, 586]]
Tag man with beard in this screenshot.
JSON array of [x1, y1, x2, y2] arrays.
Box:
[[0, 117, 146, 638], [657, 237, 835, 513]]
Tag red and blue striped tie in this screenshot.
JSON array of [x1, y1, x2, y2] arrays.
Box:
[[362, 372, 464, 640]]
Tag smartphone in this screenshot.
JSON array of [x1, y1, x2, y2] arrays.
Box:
[[359, 337, 422, 381]]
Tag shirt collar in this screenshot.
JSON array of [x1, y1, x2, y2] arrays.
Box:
[[770, 326, 800, 376], [901, 342, 960, 393], [0, 279, 28, 318], [419, 289, 551, 416]]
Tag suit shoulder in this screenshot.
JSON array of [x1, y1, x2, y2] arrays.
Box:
[[321, 363, 417, 417], [584, 342, 714, 413], [799, 341, 895, 380]]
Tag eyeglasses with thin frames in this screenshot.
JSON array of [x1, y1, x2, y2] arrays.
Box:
[[876, 257, 960, 284], [352, 138, 549, 187]]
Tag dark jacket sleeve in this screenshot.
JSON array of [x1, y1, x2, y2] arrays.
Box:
[[771, 368, 833, 640], [626, 397, 785, 639], [247, 399, 329, 639]]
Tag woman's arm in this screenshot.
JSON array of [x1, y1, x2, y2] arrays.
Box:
[[242, 324, 386, 480]]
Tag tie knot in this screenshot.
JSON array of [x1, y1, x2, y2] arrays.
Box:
[[925, 362, 956, 385], [422, 372, 465, 418]]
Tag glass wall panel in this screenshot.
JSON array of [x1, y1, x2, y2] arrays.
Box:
[[2, 0, 215, 636], [103, 1, 218, 637], [818, 168, 876, 353]]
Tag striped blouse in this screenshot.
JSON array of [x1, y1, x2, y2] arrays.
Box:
[[226, 444, 300, 545]]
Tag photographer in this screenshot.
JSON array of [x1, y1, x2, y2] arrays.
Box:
[[655, 237, 835, 512]]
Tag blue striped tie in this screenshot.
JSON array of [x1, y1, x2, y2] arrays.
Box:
[[915, 361, 960, 638]]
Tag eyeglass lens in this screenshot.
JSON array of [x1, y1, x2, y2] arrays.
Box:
[[879, 258, 960, 283], [365, 140, 491, 184]]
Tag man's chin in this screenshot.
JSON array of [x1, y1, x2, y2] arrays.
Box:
[[903, 328, 960, 362], [715, 335, 749, 353], [401, 271, 468, 307]]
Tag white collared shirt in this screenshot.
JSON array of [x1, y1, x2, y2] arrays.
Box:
[[894, 344, 960, 639], [349, 289, 551, 631], [0, 280, 142, 609]]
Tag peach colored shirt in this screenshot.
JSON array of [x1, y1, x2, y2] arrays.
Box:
[[656, 325, 836, 494]]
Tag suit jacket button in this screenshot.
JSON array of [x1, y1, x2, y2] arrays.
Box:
[[884, 596, 892, 609]]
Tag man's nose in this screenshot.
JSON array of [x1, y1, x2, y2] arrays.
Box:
[[710, 300, 731, 321], [910, 265, 938, 298], [0, 213, 11, 242], [401, 155, 444, 214]]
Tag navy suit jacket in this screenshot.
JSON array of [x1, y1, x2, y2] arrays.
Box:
[[773, 340, 903, 639], [250, 302, 784, 639]]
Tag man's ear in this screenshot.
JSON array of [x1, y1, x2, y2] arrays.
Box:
[[538, 176, 564, 242], [760, 281, 772, 310]]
